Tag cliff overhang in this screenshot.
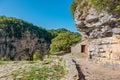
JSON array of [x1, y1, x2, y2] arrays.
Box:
[[71, 0, 120, 39]]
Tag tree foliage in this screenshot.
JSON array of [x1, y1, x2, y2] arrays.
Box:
[[50, 32, 81, 54], [0, 16, 52, 43], [48, 28, 70, 39]]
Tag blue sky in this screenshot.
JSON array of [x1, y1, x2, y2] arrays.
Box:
[[0, 0, 78, 32]]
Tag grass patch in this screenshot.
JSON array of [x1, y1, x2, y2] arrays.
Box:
[[26, 61, 37, 64], [0, 61, 7, 65], [13, 61, 19, 64], [0, 61, 5, 65], [11, 58, 67, 80]]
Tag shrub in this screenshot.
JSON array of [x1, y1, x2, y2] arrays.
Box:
[[0, 57, 10, 61], [33, 52, 44, 61]]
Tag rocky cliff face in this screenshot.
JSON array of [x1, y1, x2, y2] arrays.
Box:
[[73, 0, 120, 70], [0, 30, 49, 61], [0, 16, 51, 61], [74, 1, 120, 39]]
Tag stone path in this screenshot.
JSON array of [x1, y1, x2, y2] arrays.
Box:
[[77, 57, 120, 80], [61, 53, 120, 80], [61, 54, 78, 80]]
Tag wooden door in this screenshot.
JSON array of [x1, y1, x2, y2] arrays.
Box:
[[81, 45, 85, 53]]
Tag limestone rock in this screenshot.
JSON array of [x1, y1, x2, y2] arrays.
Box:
[[111, 54, 120, 60], [73, 0, 120, 70], [74, 3, 120, 39], [112, 28, 120, 34]]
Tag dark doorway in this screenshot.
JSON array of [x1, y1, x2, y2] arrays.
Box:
[[81, 45, 86, 53]]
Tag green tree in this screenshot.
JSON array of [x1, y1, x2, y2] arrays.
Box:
[[50, 32, 81, 54], [48, 28, 70, 39]]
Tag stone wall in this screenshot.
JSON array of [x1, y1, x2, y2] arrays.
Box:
[[91, 57, 120, 70], [71, 42, 81, 54], [88, 35, 120, 70], [88, 35, 120, 59], [71, 40, 88, 54]]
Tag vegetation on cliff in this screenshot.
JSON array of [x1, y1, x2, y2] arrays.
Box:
[[90, 0, 120, 14], [70, 0, 120, 16], [0, 16, 52, 43], [0, 16, 53, 61]]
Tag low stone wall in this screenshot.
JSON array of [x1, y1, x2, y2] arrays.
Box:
[[88, 35, 120, 59], [88, 35, 120, 70], [91, 57, 120, 70]]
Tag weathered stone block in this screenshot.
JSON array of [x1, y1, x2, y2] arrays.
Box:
[[99, 48, 105, 52], [113, 63, 120, 70], [111, 54, 120, 60], [112, 28, 120, 34], [100, 53, 106, 58]]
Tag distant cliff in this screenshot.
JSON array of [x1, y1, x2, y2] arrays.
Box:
[[0, 16, 52, 60]]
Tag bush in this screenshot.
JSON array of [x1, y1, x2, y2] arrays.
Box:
[[33, 52, 44, 61], [0, 57, 10, 61], [50, 32, 81, 54]]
